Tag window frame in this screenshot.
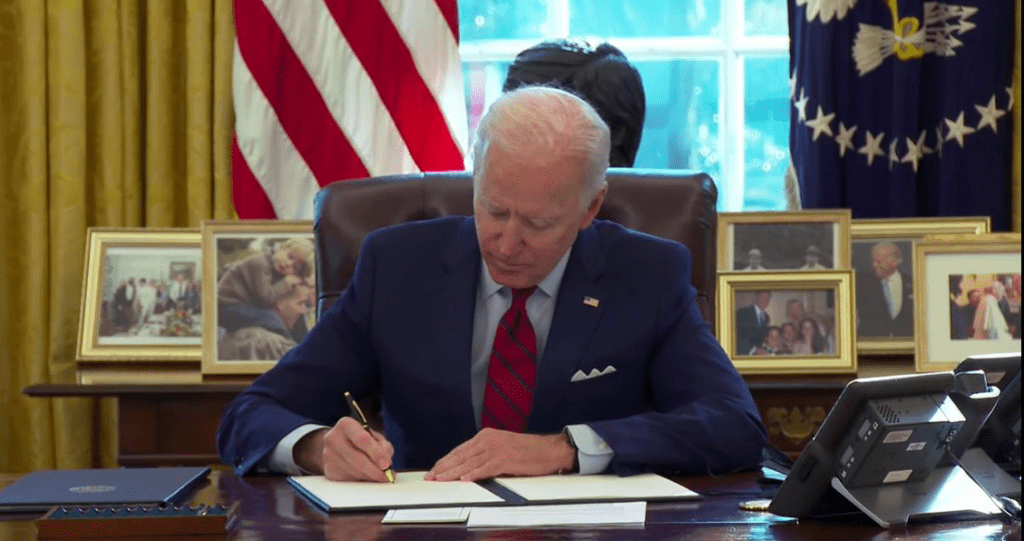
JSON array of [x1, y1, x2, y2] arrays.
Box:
[[458, 0, 790, 211]]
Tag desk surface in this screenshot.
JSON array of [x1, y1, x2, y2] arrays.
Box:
[[1, 468, 1018, 541]]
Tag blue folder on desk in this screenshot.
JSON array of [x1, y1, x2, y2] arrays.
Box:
[[0, 466, 211, 512]]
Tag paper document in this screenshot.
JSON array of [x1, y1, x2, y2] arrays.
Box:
[[382, 507, 470, 523], [493, 473, 700, 503], [466, 501, 646, 528], [288, 471, 505, 511]]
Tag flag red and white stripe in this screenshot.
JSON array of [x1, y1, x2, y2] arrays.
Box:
[[232, 0, 468, 219]]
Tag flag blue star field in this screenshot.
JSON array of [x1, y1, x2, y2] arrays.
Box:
[[789, 0, 1015, 230]]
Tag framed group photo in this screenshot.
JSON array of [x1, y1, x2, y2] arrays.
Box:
[[716, 271, 856, 375], [851, 217, 990, 354], [718, 210, 852, 273], [915, 234, 1021, 373], [201, 220, 317, 376], [77, 228, 203, 362]]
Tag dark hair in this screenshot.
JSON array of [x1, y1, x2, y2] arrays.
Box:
[[800, 317, 825, 353], [949, 275, 963, 295], [503, 38, 646, 168]]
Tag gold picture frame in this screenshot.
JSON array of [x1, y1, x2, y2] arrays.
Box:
[[716, 271, 856, 375], [718, 210, 852, 272], [77, 228, 203, 362], [201, 220, 317, 376], [851, 217, 991, 355], [914, 233, 1021, 373]]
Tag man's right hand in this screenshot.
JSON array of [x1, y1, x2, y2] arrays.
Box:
[[294, 417, 394, 482]]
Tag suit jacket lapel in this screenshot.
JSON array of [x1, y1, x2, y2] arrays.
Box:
[[529, 226, 607, 433], [433, 218, 482, 441]]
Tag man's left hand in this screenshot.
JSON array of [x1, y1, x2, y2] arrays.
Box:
[[425, 428, 575, 482]]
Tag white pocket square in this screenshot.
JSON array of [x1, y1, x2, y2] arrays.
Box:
[[570, 365, 617, 382]]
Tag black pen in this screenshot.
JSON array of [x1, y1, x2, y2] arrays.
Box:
[[344, 391, 396, 483]]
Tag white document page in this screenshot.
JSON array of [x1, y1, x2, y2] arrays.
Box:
[[466, 501, 647, 528], [493, 473, 699, 503], [382, 507, 470, 524], [289, 471, 504, 511]]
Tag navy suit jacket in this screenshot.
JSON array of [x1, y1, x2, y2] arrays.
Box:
[[734, 305, 769, 355], [217, 217, 766, 477], [856, 271, 913, 338]]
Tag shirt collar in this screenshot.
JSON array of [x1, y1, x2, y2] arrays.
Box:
[[479, 247, 573, 300]]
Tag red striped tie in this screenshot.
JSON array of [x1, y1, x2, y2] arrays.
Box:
[[482, 287, 537, 432]]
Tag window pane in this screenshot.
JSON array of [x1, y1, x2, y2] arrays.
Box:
[[458, 0, 550, 41], [743, 56, 790, 210], [633, 60, 721, 187], [569, 0, 721, 37], [744, 0, 788, 36], [463, 61, 513, 136]]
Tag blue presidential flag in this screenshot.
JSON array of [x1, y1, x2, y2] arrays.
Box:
[[789, 0, 1015, 230]]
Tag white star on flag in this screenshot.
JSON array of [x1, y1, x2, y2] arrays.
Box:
[[944, 111, 976, 147], [975, 95, 1006, 133], [902, 131, 928, 173], [1006, 87, 1015, 112], [794, 88, 810, 123], [888, 138, 900, 170], [834, 122, 857, 157], [806, 106, 835, 141], [934, 125, 944, 158], [858, 130, 885, 167]]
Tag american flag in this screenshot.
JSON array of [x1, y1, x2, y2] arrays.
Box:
[[232, 0, 469, 219]]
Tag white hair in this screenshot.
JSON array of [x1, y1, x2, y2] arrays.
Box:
[[471, 86, 610, 207]]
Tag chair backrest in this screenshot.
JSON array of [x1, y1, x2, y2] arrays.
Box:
[[314, 168, 719, 325]]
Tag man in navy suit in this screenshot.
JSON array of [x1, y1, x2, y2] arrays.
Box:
[[217, 87, 766, 483], [856, 242, 913, 338], [735, 291, 772, 355]]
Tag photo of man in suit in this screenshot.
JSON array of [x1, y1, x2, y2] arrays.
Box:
[[217, 87, 767, 483], [738, 248, 766, 271], [855, 241, 913, 338], [735, 291, 772, 356]]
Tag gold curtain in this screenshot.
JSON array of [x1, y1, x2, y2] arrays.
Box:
[[0, 0, 235, 473]]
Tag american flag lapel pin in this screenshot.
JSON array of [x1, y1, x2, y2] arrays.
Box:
[[583, 296, 600, 308]]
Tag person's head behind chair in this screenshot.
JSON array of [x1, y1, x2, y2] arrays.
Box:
[[503, 38, 645, 168], [471, 86, 609, 290]]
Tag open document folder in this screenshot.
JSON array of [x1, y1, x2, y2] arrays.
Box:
[[289, 471, 699, 512], [288, 472, 505, 511]]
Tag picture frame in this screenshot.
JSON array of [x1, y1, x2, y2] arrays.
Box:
[[77, 228, 203, 362], [851, 217, 991, 354], [716, 271, 856, 375], [914, 233, 1021, 373], [201, 220, 317, 376], [718, 210, 852, 273]]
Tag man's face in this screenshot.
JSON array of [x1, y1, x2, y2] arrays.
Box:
[[748, 251, 762, 268], [871, 246, 901, 279], [765, 329, 782, 349], [968, 290, 981, 306], [805, 253, 819, 266], [475, 144, 604, 289], [755, 291, 772, 310], [275, 284, 313, 328]]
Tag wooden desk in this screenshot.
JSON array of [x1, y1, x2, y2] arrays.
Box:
[[22, 384, 249, 467], [24, 361, 912, 467], [1, 469, 1017, 540]]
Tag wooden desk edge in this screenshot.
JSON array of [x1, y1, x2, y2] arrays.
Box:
[[22, 383, 251, 397]]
